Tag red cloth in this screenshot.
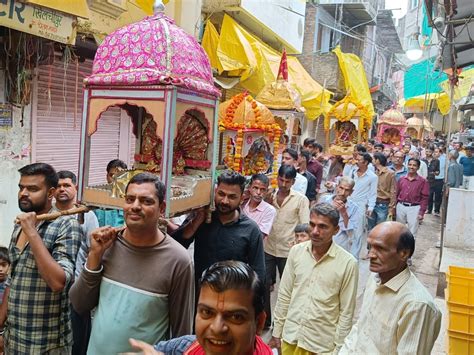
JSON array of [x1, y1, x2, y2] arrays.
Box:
[[396, 174, 430, 216], [184, 336, 273, 355], [277, 49, 288, 81], [307, 158, 323, 190]]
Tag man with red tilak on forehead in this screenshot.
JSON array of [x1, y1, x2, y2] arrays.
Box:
[[129, 261, 272, 355]]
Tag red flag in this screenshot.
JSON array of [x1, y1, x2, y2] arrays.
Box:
[[277, 48, 288, 81]]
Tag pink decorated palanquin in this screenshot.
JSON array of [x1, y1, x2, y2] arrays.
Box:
[[77, 11, 221, 217], [86, 13, 220, 97], [376, 109, 407, 148]]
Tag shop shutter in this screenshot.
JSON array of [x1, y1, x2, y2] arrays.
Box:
[[34, 59, 124, 185]]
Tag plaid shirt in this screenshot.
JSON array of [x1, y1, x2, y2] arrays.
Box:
[[5, 212, 82, 354]]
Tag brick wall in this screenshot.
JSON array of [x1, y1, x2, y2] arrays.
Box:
[[297, 2, 316, 75]]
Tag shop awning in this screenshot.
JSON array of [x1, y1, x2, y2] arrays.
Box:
[[201, 15, 332, 119], [25, 0, 89, 18], [333, 46, 375, 118]]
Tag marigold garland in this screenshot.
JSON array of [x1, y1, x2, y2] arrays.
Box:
[[324, 95, 373, 144], [220, 93, 283, 177]]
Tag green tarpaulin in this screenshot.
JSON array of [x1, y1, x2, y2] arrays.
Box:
[[404, 59, 448, 99]]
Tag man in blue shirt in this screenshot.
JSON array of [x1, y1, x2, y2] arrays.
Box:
[[459, 145, 474, 190]]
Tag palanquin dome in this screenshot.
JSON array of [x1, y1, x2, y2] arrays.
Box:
[[85, 12, 220, 97]]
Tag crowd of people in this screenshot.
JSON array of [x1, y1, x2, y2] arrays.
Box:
[[2, 132, 472, 354]]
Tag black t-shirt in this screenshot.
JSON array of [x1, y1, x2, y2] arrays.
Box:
[[172, 211, 266, 285]]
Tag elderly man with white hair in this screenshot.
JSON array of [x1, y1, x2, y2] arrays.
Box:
[[447, 150, 463, 188], [408, 150, 428, 178]]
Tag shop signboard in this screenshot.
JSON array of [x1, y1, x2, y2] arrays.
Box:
[[0, 0, 77, 45]]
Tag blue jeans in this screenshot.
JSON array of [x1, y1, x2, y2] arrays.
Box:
[[367, 202, 389, 231]]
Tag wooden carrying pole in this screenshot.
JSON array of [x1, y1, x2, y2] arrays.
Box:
[[15, 205, 91, 224]]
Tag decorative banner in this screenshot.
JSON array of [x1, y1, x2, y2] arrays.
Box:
[[0, 0, 77, 45]]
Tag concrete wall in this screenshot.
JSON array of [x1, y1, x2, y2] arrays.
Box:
[[0, 103, 32, 246], [165, 0, 203, 38]]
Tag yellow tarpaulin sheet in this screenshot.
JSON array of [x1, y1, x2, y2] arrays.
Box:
[[26, 0, 89, 18], [400, 93, 450, 116], [201, 21, 223, 73], [440, 68, 474, 101], [333, 46, 375, 118], [202, 15, 332, 119]]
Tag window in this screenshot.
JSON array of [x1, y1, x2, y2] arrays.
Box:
[[316, 24, 332, 53]]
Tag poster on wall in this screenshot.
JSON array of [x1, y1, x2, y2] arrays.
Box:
[[0, 104, 13, 127]]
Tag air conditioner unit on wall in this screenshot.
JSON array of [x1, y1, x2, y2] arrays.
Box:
[[89, 0, 127, 18]]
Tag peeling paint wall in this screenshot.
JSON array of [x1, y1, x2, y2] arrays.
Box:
[[0, 103, 32, 246]]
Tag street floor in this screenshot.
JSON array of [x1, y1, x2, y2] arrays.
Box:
[[263, 214, 447, 353]]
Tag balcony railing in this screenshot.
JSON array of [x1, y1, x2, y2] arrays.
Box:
[[318, 0, 378, 26]]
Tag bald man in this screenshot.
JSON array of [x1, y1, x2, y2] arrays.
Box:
[[340, 222, 441, 355]]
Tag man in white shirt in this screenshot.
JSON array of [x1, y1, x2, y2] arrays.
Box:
[[281, 148, 307, 195], [348, 153, 378, 260], [340, 221, 441, 354], [242, 174, 276, 238], [343, 144, 375, 178], [319, 177, 360, 257]]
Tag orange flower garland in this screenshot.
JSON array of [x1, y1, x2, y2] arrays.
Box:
[[219, 93, 283, 176], [233, 129, 244, 171], [271, 127, 282, 188]]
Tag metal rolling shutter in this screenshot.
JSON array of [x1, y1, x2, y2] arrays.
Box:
[[34, 59, 122, 185]]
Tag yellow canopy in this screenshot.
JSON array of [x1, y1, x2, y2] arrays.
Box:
[[333, 46, 375, 118], [440, 67, 474, 101], [400, 93, 450, 116], [26, 0, 89, 18], [201, 15, 332, 119]]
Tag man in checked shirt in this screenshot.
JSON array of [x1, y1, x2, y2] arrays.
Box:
[[0, 163, 82, 354]]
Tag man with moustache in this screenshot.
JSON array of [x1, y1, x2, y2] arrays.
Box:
[[368, 153, 397, 230], [242, 174, 276, 239], [70, 173, 194, 354], [128, 261, 273, 355], [340, 222, 441, 354], [373, 143, 384, 154], [347, 153, 378, 260], [173, 170, 265, 287], [269, 203, 358, 354], [263, 165, 309, 328], [319, 177, 360, 257], [54, 170, 99, 355], [396, 159, 429, 237], [0, 163, 82, 354]]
